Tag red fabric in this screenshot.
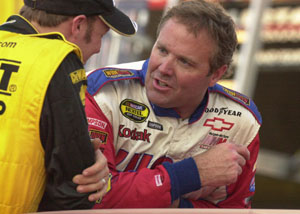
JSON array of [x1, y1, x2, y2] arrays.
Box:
[[86, 93, 172, 208], [191, 134, 260, 208]]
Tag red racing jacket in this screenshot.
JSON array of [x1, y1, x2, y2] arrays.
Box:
[[86, 60, 262, 208]]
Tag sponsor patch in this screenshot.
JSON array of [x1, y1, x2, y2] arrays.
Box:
[[205, 107, 242, 117], [69, 69, 87, 105], [223, 87, 250, 106], [204, 117, 234, 132], [89, 129, 108, 144], [155, 175, 163, 187], [249, 176, 255, 192], [70, 69, 86, 84], [118, 125, 151, 143], [87, 117, 107, 129], [103, 68, 134, 78], [200, 133, 228, 149], [147, 121, 163, 131], [120, 99, 150, 123]]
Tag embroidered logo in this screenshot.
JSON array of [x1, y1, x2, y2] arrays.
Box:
[[118, 125, 151, 143], [89, 129, 108, 144], [204, 117, 234, 132], [200, 133, 228, 149], [120, 99, 150, 123], [87, 117, 107, 129], [155, 175, 163, 187], [223, 87, 250, 106], [147, 121, 163, 131], [103, 68, 134, 78]]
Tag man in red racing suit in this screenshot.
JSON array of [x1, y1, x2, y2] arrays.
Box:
[[86, 0, 261, 209], [86, 60, 261, 208]]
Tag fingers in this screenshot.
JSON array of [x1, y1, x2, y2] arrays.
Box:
[[193, 142, 250, 187], [76, 174, 108, 194], [91, 138, 101, 151], [89, 184, 107, 201], [235, 144, 250, 161], [229, 144, 249, 175], [73, 166, 109, 187], [82, 149, 108, 178], [230, 144, 250, 171], [72, 149, 109, 193], [72, 138, 110, 201], [236, 164, 243, 176]]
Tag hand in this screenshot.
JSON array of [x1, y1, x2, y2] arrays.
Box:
[[183, 186, 216, 200], [183, 186, 227, 203], [193, 142, 250, 187], [73, 138, 109, 202], [169, 199, 180, 208]]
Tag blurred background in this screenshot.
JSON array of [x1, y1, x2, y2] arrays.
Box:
[[1, 0, 299, 209]]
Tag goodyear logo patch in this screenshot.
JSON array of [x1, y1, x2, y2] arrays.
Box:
[[103, 69, 134, 78], [120, 99, 150, 123], [223, 87, 250, 106], [89, 129, 108, 144]]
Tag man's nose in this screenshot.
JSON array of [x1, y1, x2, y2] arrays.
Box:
[[158, 57, 174, 75]]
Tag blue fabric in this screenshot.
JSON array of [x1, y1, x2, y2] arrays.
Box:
[[209, 84, 262, 124], [163, 157, 201, 202], [179, 198, 194, 208]]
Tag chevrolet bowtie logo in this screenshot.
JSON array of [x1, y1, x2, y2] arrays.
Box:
[[204, 117, 234, 131]]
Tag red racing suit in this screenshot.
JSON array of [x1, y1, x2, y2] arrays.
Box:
[[86, 60, 262, 208]]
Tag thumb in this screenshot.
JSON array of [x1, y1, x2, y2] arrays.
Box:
[[91, 138, 101, 151]]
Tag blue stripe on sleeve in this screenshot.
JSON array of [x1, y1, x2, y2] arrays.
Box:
[[163, 157, 201, 202]]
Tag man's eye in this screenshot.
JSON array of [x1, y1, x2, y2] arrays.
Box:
[[179, 58, 190, 66], [158, 47, 167, 54]]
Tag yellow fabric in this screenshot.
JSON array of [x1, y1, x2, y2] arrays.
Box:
[[0, 0, 23, 24], [0, 30, 82, 214]]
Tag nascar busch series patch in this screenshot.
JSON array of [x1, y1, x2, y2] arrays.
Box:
[[120, 99, 150, 123]]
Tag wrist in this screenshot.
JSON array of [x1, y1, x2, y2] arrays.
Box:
[[163, 157, 201, 202]]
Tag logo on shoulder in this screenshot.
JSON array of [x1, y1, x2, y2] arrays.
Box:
[[103, 68, 134, 78], [223, 87, 250, 106], [120, 99, 150, 123]]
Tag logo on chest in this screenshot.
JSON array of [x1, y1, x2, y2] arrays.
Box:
[[205, 107, 242, 117], [120, 99, 150, 123], [199, 117, 233, 149], [118, 125, 151, 143], [203, 117, 234, 131]]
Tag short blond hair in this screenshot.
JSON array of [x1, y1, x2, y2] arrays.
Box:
[[20, 5, 71, 27]]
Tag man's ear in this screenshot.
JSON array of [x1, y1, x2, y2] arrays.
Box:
[[209, 64, 227, 87], [70, 15, 88, 37]]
